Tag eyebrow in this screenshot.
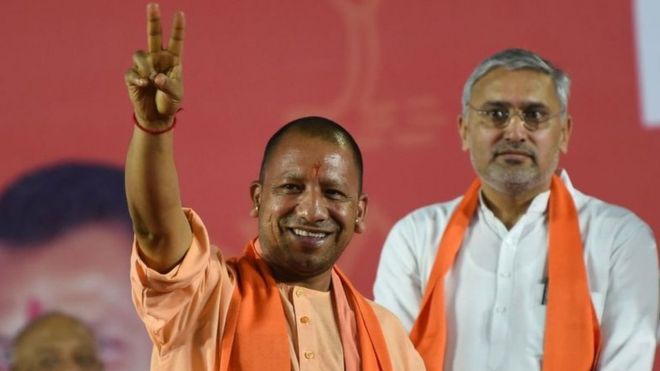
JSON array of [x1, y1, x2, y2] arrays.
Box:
[[272, 172, 351, 188], [480, 100, 509, 107], [480, 100, 550, 109], [520, 102, 550, 109], [320, 178, 350, 190], [273, 172, 304, 183]]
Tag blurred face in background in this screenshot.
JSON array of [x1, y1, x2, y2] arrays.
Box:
[[0, 222, 151, 371], [11, 313, 103, 371]]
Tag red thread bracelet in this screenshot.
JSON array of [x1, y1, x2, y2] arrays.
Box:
[[133, 113, 177, 135]]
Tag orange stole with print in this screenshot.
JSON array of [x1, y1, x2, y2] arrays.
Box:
[[409, 175, 600, 371], [218, 240, 394, 371]]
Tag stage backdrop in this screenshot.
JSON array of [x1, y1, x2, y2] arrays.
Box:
[[1, 0, 658, 369]]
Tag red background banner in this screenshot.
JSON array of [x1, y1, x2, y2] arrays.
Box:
[[1, 1, 658, 370]]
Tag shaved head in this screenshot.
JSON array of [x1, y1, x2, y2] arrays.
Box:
[[11, 312, 103, 371], [259, 116, 364, 192]]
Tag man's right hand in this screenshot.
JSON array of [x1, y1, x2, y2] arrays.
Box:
[[124, 3, 185, 128], [124, 3, 192, 273]]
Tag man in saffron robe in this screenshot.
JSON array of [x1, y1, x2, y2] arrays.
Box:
[[123, 3, 425, 370], [374, 48, 658, 371]]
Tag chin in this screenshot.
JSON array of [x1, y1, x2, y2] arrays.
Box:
[[484, 166, 538, 189], [288, 255, 335, 277]]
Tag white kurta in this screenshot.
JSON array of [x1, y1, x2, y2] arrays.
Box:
[[374, 171, 658, 371]]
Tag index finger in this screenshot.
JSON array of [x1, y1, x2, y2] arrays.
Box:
[[147, 3, 163, 53], [167, 12, 185, 60]]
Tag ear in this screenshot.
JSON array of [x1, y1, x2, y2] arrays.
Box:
[[559, 114, 572, 154], [458, 114, 469, 151], [249, 181, 262, 218], [354, 193, 369, 234]]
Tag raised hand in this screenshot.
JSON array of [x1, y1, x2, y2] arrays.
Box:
[[125, 3, 185, 128]]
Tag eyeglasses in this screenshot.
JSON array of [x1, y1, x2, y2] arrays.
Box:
[[466, 103, 561, 131]]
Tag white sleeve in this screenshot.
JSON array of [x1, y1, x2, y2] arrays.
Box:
[[597, 215, 659, 371], [373, 215, 425, 332]]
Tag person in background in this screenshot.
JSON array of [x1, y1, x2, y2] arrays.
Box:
[[374, 48, 659, 371], [9, 312, 104, 371], [0, 162, 151, 371]]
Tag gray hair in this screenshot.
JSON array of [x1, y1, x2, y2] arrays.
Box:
[[461, 48, 571, 116]]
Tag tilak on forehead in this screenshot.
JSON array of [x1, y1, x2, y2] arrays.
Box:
[[258, 116, 364, 191], [312, 163, 322, 176]]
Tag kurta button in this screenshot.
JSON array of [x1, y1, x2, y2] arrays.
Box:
[[304, 351, 315, 360], [300, 316, 310, 324], [295, 288, 305, 297]]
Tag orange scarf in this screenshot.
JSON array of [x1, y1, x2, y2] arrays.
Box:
[[410, 175, 601, 371], [218, 239, 394, 371]]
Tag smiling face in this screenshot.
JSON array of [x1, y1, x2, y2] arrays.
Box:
[[459, 67, 572, 196], [250, 132, 367, 290]]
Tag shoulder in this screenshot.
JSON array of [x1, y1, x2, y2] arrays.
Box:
[[367, 299, 411, 334], [575, 189, 655, 243], [561, 171, 654, 243], [389, 197, 463, 236], [366, 300, 427, 370], [380, 197, 464, 267]]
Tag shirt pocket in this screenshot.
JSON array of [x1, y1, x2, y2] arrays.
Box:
[[525, 283, 547, 357]]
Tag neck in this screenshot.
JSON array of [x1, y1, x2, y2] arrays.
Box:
[[480, 180, 550, 229], [269, 265, 333, 291]]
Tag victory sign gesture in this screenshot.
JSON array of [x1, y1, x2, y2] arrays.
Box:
[[125, 3, 185, 129], [124, 3, 192, 272]]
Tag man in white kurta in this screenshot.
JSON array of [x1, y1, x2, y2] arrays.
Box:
[[375, 171, 658, 370], [373, 48, 659, 371]]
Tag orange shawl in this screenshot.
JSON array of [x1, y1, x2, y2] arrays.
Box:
[[410, 175, 601, 371], [218, 239, 394, 371]]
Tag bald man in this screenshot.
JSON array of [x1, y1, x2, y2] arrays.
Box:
[[10, 312, 104, 371]]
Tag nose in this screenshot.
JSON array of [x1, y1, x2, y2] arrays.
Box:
[[296, 187, 329, 223], [502, 113, 528, 142]]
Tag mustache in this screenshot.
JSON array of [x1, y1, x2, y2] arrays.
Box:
[[493, 143, 536, 160]]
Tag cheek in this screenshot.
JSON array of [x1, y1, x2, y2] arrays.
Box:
[[261, 199, 287, 223], [268, 194, 298, 212], [468, 142, 492, 165], [332, 204, 357, 227], [535, 134, 564, 158], [469, 132, 496, 153]]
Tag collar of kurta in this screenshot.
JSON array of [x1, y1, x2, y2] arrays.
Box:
[[218, 239, 394, 371], [410, 174, 601, 371]]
